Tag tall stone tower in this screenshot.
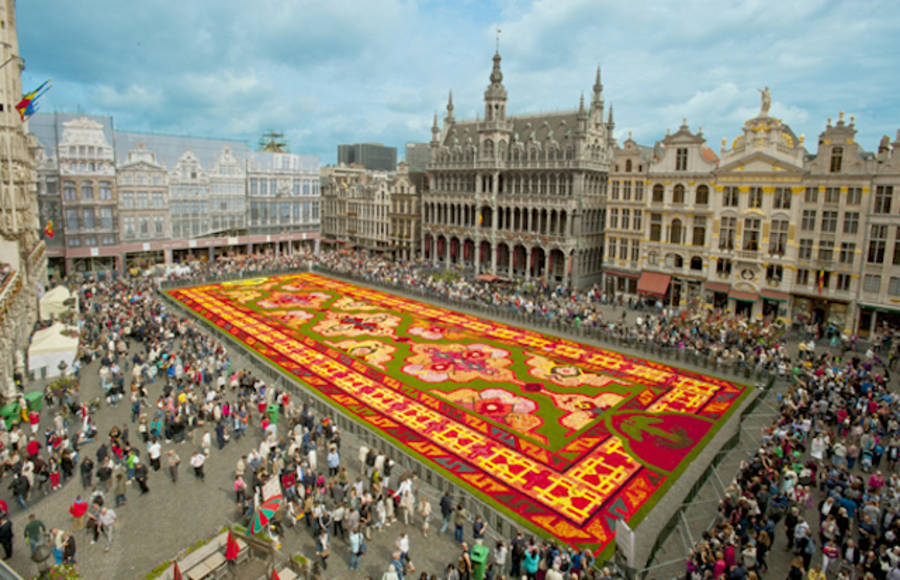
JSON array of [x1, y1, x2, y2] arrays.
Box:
[[0, 0, 47, 400]]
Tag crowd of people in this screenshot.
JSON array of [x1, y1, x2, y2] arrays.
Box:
[[4, 248, 900, 579]]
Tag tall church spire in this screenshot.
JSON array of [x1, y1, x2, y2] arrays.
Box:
[[445, 90, 455, 125], [591, 65, 604, 117], [484, 49, 507, 121]]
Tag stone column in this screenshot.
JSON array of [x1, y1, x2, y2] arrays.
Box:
[[544, 250, 551, 281], [525, 247, 532, 281], [562, 252, 569, 288]]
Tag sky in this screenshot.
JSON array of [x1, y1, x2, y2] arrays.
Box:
[[16, 0, 900, 165]]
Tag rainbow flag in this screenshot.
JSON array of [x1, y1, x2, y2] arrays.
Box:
[[817, 270, 825, 294], [16, 79, 52, 121], [43, 220, 54, 239]]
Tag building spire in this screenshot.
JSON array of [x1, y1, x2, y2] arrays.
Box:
[[447, 90, 454, 114], [608, 103, 614, 125], [578, 93, 586, 116], [490, 49, 504, 86], [593, 65, 603, 96]]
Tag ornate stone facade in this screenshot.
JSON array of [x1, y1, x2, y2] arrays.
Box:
[[605, 89, 900, 336], [423, 53, 613, 287], [0, 0, 46, 399]]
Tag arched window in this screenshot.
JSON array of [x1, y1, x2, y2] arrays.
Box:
[[653, 184, 664, 203], [673, 184, 685, 204], [695, 185, 709, 205], [690, 256, 703, 271], [483, 139, 494, 159]]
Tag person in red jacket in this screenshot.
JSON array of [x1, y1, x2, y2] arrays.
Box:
[[69, 496, 88, 531]]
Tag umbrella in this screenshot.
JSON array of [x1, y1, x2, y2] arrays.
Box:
[[225, 530, 240, 561], [249, 494, 283, 535], [172, 561, 183, 580]]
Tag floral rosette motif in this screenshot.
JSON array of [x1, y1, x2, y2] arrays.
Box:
[[525, 354, 615, 388], [256, 291, 330, 311], [312, 311, 401, 338], [402, 343, 517, 384], [407, 320, 468, 341], [326, 339, 396, 370], [331, 296, 380, 311], [442, 387, 543, 438], [542, 391, 626, 432], [268, 309, 315, 329]]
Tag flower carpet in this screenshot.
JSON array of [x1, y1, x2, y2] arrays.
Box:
[[168, 273, 748, 555]]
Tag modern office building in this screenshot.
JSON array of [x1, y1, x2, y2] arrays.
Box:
[[404, 142, 430, 173], [337, 142, 398, 171]]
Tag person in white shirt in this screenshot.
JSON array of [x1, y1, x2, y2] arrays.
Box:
[[148, 439, 162, 471], [98, 507, 117, 551], [190, 451, 206, 480]]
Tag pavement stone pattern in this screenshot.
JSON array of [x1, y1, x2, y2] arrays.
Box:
[[2, 340, 480, 579]]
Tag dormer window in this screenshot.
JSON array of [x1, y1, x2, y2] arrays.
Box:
[[830, 147, 843, 173], [676, 148, 688, 171]]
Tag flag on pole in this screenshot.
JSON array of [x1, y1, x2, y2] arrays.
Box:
[[43, 220, 54, 239], [16, 79, 52, 121], [817, 270, 825, 294]]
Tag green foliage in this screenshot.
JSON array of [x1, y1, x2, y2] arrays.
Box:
[[38, 564, 82, 580]]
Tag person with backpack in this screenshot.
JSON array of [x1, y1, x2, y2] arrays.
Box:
[[440, 491, 453, 535]]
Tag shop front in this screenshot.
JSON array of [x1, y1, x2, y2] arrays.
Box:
[[704, 281, 730, 311], [728, 288, 757, 318], [791, 295, 849, 333], [760, 289, 790, 322], [603, 269, 639, 298], [637, 271, 671, 305], [857, 303, 900, 339]]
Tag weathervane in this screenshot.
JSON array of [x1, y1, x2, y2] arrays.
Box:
[[496, 28, 501, 51]]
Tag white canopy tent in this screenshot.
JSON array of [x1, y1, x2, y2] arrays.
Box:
[[27, 323, 79, 378], [39, 286, 76, 321]]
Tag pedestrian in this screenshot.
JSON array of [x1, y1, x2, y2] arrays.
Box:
[[69, 495, 88, 531], [114, 473, 127, 507], [148, 437, 161, 471], [8, 474, 29, 511], [418, 496, 432, 538], [454, 504, 466, 543], [80, 456, 94, 489], [0, 513, 12, 559], [440, 491, 453, 535], [134, 459, 149, 494], [316, 528, 330, 570], [234, 475, 246, 503], [167, 450, 180, 483], [396, 529, 411, 571], [472, 515, 486, 541], [62, 532, 76, 564], [191, 451, 206, 480], [391, 550, 405, 580], [49, 528, 65, 564], [457, 543, 473, 580], [23, 514, 45, 554], [98, 507, 117, 552], [348, 525, 364, 570]]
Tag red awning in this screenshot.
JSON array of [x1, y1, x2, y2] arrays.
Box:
[[760, 289, 789, 302], [705, 281, 731, 293], [637, 272, 672, 297], [728, 289, 758, 302]]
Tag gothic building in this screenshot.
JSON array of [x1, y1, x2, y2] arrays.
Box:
[[422, 51, 613, 287], [0, 0, 46, 399]]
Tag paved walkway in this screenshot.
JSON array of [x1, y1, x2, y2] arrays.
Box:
[[2, 343, 477, 579]]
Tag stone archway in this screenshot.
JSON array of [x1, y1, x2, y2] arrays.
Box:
[[450, 237, 460, 264], [549, 248, 566, 282], [497, 243, 510, 275], [424, 234, 433, 260], [463, 239, 475, 267], [513, 244, 527, 277], [531, 247, 546, 278], [436, 235, 447, 263], [479, 241, 492, 273]]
